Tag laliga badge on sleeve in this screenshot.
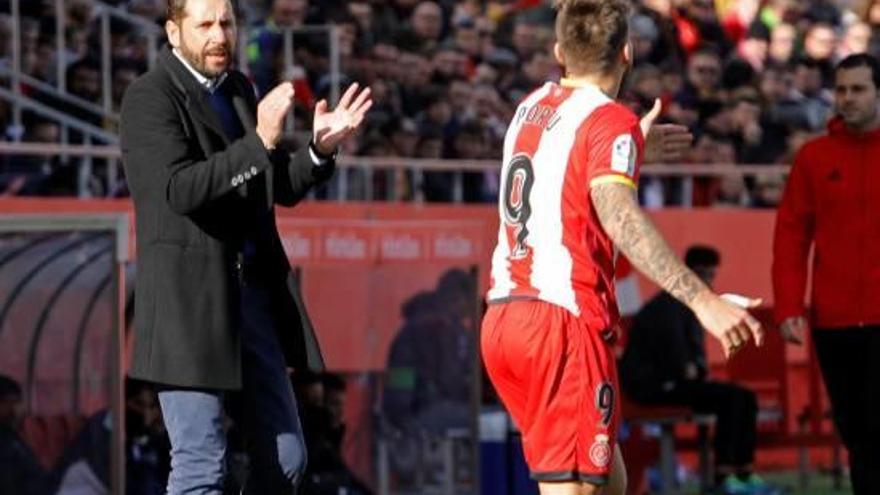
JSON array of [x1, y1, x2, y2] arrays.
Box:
[[610, 134, 636, 177]]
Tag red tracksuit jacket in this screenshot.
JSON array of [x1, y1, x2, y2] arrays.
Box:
[[773, 117, 880, 329]]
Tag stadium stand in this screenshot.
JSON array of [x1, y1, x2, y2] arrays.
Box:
[[0, 0, 874, 204]]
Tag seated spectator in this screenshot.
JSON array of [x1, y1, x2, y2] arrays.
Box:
[[839, 21, 872, 59], [448, 18, 482, 64], [53, 379, 169, 495], [1, 114, 75, 197], [505, 50, 555, 102], [0, 374, 51, 495], [750, 173, 786, 208], [688, 132, 738, 206], [619, 246, 772, 495], [802, 22, 838, 87], [417, 128, 451, 201], [736, 21, 770, 72], [715, 174, 752, 207], [768, 22, 796, 65], [383, 288, 472, 435], [507, 20, 541, 63], [675, 0, 732, 57], [294, 372, 372, 495], [631, 13, 661, 65], [675, 47, 724, 110], [637, 0, 685, 67], [785, 58, 833, 131], [394, 1, 444, 55], [451, 121, 494, 202], [246, 0, 314, 97]]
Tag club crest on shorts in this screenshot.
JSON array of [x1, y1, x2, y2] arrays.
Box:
[[589, 433, 612, 468]]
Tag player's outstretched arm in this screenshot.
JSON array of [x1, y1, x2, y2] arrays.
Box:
[[590, 182, 764, 356]]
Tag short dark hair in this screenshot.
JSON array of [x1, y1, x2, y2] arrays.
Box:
[[685, 245, 720, 270], [166, 0, 187, 22], [835, 53, 880, 89], [553, 0, 630, 76], [0, 375, 22, 400]]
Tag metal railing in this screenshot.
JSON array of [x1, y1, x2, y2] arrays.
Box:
[[0, 142, 791, 204], [279, 25, 342, 106], [8, 0, 163, 129], [5, 0, 157, 198], [4, 0, 344, 198]]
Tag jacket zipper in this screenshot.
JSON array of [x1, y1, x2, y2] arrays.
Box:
[[859, 139, 866, 326]]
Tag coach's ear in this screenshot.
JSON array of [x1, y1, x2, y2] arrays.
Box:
[[165, 19, 181, 50], [553, 42, 565, 67]]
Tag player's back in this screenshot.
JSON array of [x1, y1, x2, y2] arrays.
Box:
[[487, 80, 644, 329]]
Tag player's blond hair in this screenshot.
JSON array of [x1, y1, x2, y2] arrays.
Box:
[[554, 0, 631, 76]]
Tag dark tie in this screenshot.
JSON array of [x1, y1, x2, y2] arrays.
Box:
[[206, 84, 244, 141], [207, 83, 263, 263]]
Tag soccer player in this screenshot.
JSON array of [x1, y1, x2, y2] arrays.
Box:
[[481, 1, 764, 494]]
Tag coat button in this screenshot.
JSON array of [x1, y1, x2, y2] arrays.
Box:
[[231, 177, 238, 186], [250, 166, 258, 175], [244, 171, 252, 180]]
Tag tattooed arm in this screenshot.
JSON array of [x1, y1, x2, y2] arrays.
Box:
[[591, 182, 764, 356], [592, 183, 706, 305]]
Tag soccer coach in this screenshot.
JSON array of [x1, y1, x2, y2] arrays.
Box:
[[119, 0, 372, 493]]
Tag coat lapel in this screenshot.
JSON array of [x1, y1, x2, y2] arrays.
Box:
[[158, 45, 229, 148]]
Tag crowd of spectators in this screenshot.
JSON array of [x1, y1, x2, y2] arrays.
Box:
[[0, 0, 878, 204]]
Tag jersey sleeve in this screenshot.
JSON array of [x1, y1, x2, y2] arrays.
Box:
[[582, 103, 645, 189]]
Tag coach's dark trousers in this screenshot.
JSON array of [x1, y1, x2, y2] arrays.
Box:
[[814, 326, 880, 495], [157, 282, 306, 495]]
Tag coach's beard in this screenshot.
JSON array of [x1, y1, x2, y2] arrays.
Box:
[[180, 39, 232, 79]]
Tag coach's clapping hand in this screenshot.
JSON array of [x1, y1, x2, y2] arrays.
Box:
[[311, 82, 373, 156], [639, 98, 693, 164], [256, 81, 296, 150]]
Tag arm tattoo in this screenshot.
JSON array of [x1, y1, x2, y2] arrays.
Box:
[[591, 182, 707, 305]]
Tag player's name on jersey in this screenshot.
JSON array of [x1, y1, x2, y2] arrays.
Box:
[[516, 103, 561, 130]]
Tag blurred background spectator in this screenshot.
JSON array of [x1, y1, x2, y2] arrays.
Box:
[[0, 374, 51, 495]]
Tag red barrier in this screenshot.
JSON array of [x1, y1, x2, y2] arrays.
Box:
[[0, 199, 784, 368]]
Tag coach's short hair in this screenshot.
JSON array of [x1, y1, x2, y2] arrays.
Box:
[[835, 53, 880, 89], [166, 0, 187, 22], [553, 0, 630, 77]]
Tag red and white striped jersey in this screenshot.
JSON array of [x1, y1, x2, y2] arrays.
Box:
[[487, 80, 645, 329]]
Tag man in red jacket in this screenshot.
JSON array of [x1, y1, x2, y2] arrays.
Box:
[[773, 53, 880, 495]]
